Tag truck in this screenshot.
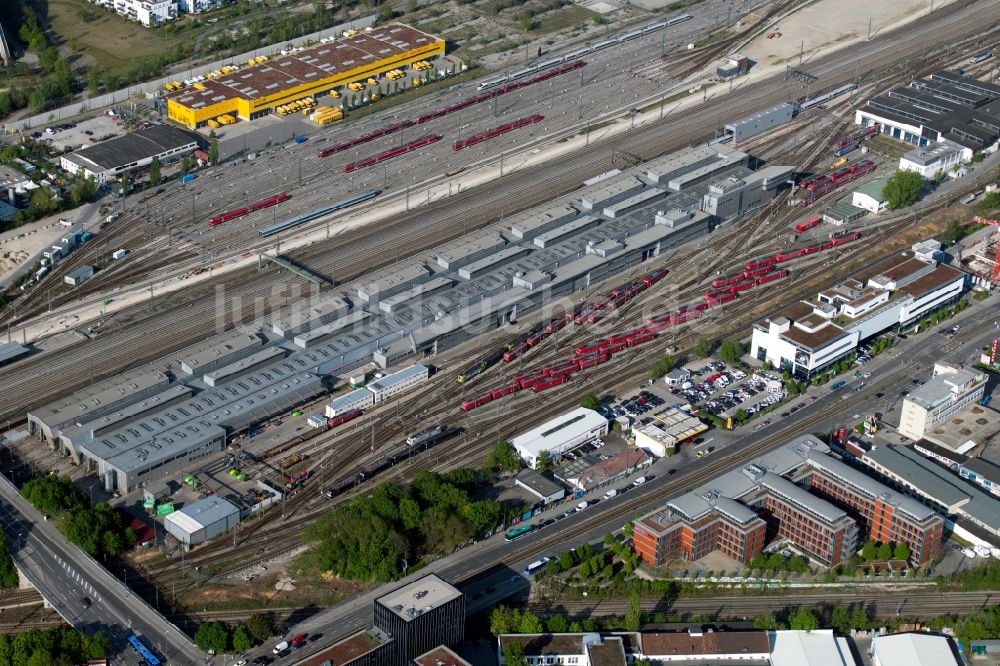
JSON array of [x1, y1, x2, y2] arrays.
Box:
[[181, 173, 197, 184], [112, 249, 128, 260]]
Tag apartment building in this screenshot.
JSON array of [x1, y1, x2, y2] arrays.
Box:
[[898, 362, 987, 441]]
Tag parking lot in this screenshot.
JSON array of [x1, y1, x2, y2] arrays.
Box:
[[671, 361, 787, 419]]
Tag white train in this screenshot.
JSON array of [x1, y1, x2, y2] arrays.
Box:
[[476, 14, 694, 91]]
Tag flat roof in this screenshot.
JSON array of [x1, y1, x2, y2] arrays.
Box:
[[510, 408, 608, 458], [293, 310, 371, 347], [297, 627, 392, 666], [64, 125, 199, 172], [367, 363, 427, 391], [587, 636, 627, 666], [203, 347, 287, 384], [854, 177, 890, 200], [164, 496, 238, 533], [769, 629, 857, 666], [271, 294, 350, 335], [0, 342, 30, 365], [357, 260, 429, 300], [871, 633, 959, 666], [457, 246, 532, 278], [29, 368, 170, 428], [761, 472, 848, 525], [862, 445, 971, 510], [435, 230, 507, 268], [412, 645, 472, 666], [375, 573, 461, 621], [499, 634, 638, 657], [898, 263, 964, 298], [328, 387, 374, 412], [59, 384, 194, 444], [781, 322, 850, 351], [515, 469, 565, 498], [167, 24, 441, 109], [180, 332, 261, 374], [533, 215, 601, 247], [640, 630, 770, 657], [906, 364, 983, 410]]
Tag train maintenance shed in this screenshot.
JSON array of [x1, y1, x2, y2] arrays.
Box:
[[58, 125, 200, 184], [165, 23, 444, 128]]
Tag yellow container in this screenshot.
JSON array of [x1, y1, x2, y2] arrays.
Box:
[[207, 119, 220, 128]]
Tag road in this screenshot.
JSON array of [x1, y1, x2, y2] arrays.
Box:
[[0, 476, 201, 665], [276, 297, 999, 665]]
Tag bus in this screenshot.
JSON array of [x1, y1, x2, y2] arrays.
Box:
[[523, 556, 551, 577], [970, 51, 992, 64], [128, 636, 161, 666], [504, 524, 535, 542]]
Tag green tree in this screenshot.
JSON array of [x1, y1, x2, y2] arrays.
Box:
[[231, 624, 252, 652], [120, 170, 131, 196], [788, 606, 820, 631], [149, 156, 161, 186], [0, 528, 19, 589], [490, 606, 514, 636], [559, 551, 575, 570], [246, 613, 273, 643], [735, 408, 747, 423], [649, 353, 675, 380], [86, 68, 101, 95], [578, 560, 591, 579], [180, 156, 195, 175], [625, 590, 642, 631], [894, 542, 911, 562], [753, 612, 782, 630], [602, 564, 613, 579], [718, 339, 744, 365], [536, 450, 551, 471], [208, 138, 219, 166], [850, 606, 870, 630], [546, 613, 568, 633], [486, 441, 522, 473], [519, 611, 543, 634], [882, 169, 923, 210], [861, 540, 876, 562], [379, 3, 395, 22], [695, 338, 711, 358], [581, 393, 600, 410], [88, 631, 110, 658], [830, 606, 852, 634], [877, 542, 893, 562], [194, 621, 229, 653], [504, 641, 528, 666]]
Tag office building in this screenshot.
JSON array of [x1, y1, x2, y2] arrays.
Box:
[[751, 250, 965, 379], [899, 140, 966, 179], [373, 574, 465, 666], [898, 362, 988, 442]]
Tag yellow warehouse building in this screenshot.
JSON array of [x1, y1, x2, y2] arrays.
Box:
[[166, 24, 444, 129]]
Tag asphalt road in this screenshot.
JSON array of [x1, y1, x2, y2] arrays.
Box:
[[0, 477, 202, 665], [276, 299, 999, 665]]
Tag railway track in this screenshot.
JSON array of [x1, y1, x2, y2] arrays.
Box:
[[0, 0, 994, 432]]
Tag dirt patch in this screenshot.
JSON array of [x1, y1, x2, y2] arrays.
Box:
[[743, 0, 956, 69], [176, 571, 368, 611]]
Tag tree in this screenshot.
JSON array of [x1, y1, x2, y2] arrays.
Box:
[[649, 353, 675, 380], [149, 156, 161, 186], [379, 3, 395, 22], [695, 338, 711, 358], [486, 441, 522, 473], [718, 339, 744, 365], [625, 590, 642, 631], [546, 613, 568, 633], [830, 606, 852, 634], [559, 551, 575, 570], [581, 393, 600, 410], [734, 408, 747, 423], [536, 450, 551, 471], [518, 611, 543, 634], [490, 606, 515, 636], [578, 560, 592, 579], [850, 606, 870, 631], [787, 606, 820, 631], [894, 542, 911, 562], [231, 625, 252, 652], [753, 612, 782, 630], [877, 542, 893, 562], [882, 169, 923, 210], [504, 641, 528, 666], [88, 631, 111, 659], [861, 540, 876, 562], [0, 528, 19, 589], [246, 613, 273, 644], [180, 156, 195, 175], [194, 621, 229, 654], [120, 170, 131, 196], [208, 138, 219, 166]]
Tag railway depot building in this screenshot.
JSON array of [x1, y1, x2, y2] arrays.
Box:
[[165, 24, 444, 128], [633, 436, 943, 568], [59, 125, 200, 184], [751, 247, 966, 378], [854, 70, 1000, 156], [26, 144, 792, 492]]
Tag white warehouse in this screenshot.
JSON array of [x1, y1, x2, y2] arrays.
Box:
[[510, 408, 609, 469], [366, 363, 429, 402], [164, 496, 240, 546], [325, 387, 375, 418]]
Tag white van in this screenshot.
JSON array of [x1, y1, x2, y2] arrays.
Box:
[[633, 476, 647, 486], [603, 488, 618, 500], [273, 640, 289, 654], [576, 501, 589, 511]]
